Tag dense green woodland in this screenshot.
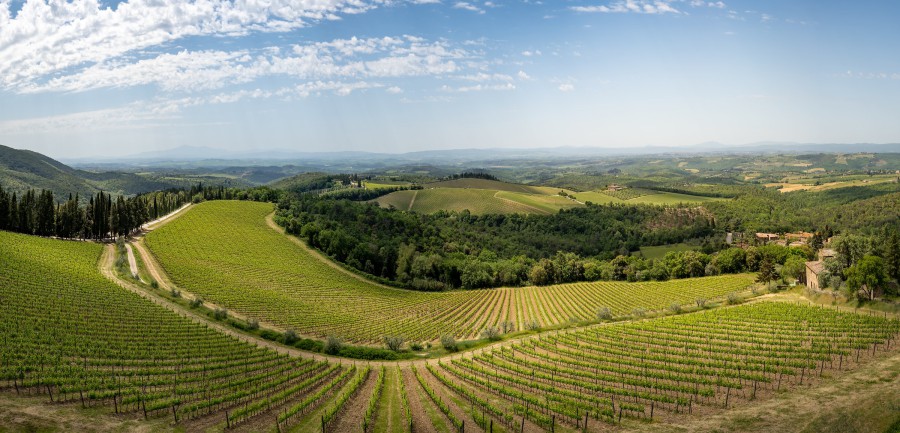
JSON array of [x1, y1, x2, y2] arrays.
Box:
[[275, 195, 722, 289]]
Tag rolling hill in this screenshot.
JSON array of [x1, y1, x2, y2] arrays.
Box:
[[0, 144, 174, 199], [374, 178, 721, 215]]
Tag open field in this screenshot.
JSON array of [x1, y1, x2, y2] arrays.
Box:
[[427, 178, 547, 194], [572, 189, 725, 205], [144, 201, 757, 343], [375, 186, 580, 215], [374, 179, 723, 215], [635, 243, 697, 260], [766, 174, 898, 193]]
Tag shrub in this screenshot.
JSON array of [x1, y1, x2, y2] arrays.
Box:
[[481, 326, 501, 341], [440, 335, 458, 352], [384, 336, 405, 352], [170, 288, 180, 298], [189, 298, 203, 308], [283, 329, 298, 345], [410, 342, 424, 351], [596, 306, 612, 321], [337, 346, 398, 361], [727, 292, 740, 305], [247, 319, 259, 331], [212, 308, 228, 321], [324, 335, 343, 355], [669, 303, 682, 314], [632, 307, 647, 318], [695, 298, 707, 308], [500, 321, 516, 334], [150, 279, 159, 289], [525, 319, 541, 331]]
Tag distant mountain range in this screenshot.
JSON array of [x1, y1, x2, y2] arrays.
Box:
[[60, 142, 900, 167], [3, 142, 899, 200]]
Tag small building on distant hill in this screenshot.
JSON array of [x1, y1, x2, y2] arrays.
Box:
[[818, 249, 836, 261], [805, 261, 826, 290], [756, 233, 779, 244], [607, 184, 626, 192]]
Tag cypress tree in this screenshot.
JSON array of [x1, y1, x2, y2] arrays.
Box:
[[0, 185, 9, 230]]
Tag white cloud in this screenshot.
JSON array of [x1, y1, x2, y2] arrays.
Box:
[[19, 36, 473, 94], [0, 80, 378, 134], [517, 70, 532, 80], [558, 83, 575, 92], [453, 2, 484, 13], [521, 50, 541, 57], [386, 86, 404, 94], [571, 1, 680, 14], [440, 82, 515, 92], [0, 0, 387, 91]]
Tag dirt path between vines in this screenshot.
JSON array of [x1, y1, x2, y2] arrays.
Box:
[[99, 202, 900, 433], [407, 190, 418, 211], [123, 244, 143, 283], [99, 245, 357, 367]]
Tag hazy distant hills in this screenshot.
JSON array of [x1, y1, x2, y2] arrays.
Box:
[[0, 144, 177, 199], [62, 142, 900, 168]]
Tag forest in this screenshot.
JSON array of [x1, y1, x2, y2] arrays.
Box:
[[274, 194, 722, 289]]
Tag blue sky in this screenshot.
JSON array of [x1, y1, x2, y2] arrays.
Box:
[[1, 0, 899, 158]]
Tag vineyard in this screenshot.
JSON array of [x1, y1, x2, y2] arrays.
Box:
[[375, 187, 580, 215], [423, 302, 900, 431], [0, 230, 347, 431], [144, 201, 757, 343], [1, 226, 898, 432]]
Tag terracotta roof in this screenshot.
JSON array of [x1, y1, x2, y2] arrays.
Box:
[[806, 261, 825, 275]]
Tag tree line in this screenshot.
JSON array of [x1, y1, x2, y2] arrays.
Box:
[[0, 183, 278, 240], [0, 185, 188, 239], [274, 194, 718, 290]]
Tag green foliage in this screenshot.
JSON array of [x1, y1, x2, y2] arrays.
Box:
[[324, 334, 343, 355], [481, 325, 501, 340], [283, 329, 299, 345], [782, 256, 807, 281], [440, 335, 458, 351], [384, 335, 405, 352], [846, 255, 889, 301], [0, 230, 335, 424], [756, 258, 778, 285], [147, 201, 755, 343], [278, 195, 715, 289]]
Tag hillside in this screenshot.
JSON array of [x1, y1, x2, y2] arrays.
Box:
[[374, 178, 719, 215], [144, 200, 755, 343], [0, 229, 342, 430], [0, 144, 174, 198]]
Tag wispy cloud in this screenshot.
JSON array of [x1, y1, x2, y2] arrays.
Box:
[[0, 0, 388, 92], [17, 36, 474, 94], [0, 80, 380, 134], [571, 1, 680, 14], [453, 2, 485, 14]]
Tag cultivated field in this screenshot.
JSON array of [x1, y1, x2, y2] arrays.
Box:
[[144, 201, 757, 343], [426, 302, 900, 431], [2, 227, 898, 433], [0, 230, 347, 432], [572, 189, 724, 205]]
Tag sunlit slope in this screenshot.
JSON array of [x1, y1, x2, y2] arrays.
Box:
[[145, 201, 756, 343], [0, 230, 336, 424]]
